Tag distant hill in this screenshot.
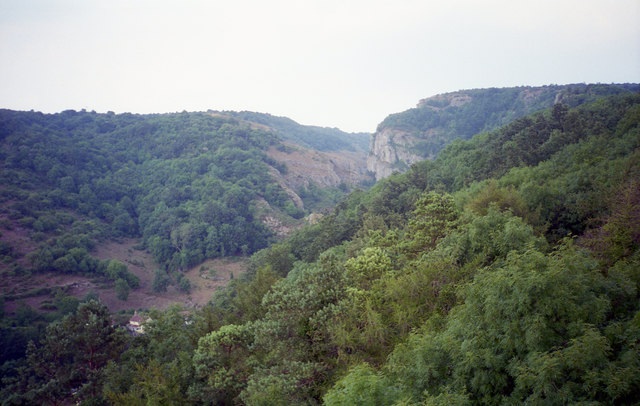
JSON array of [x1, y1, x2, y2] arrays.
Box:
[[211, 110, 370, 153], [207, 110, 374, 209], [368, 83, 640, 179], [0, 109, 372, 312]]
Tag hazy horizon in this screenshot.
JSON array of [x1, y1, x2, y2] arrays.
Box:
[[1, 0, 639, 133]]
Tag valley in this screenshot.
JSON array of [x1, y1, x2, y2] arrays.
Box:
[[1, 84, 639, 405], [0, 108, 371, 319]]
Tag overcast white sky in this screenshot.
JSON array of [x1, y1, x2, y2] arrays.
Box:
[[1, 0, 639, 133]]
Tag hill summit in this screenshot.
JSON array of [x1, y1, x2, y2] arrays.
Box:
[[367, 83, 640, 179]]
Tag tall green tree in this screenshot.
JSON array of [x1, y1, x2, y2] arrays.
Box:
[[115, 278, 130, 301], [8, 301, 125, 405]]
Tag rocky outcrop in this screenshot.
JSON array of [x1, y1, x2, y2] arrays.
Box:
[[366, 86, 580, 181], [260, 211, 324, 238], [366, 128, 424, 180], [367, 91, 478, 181], [262, 215, 296, 238], [268, 143, 374, 192], [268, 166, 305, 209], [417, 93, 472, 109]]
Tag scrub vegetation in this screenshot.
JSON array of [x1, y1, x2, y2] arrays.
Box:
[[1, 87, 639, 405]]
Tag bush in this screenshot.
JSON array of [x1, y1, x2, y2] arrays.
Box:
[[115, 278, 130, 301], [178, 276, 191, 293], [105, 260, 140, 288], [152, 269, 170, 293]]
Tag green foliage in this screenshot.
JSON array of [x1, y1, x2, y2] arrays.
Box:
[[177, 276, 191, 293], [257, 242, 295, 277], [337, 245, 640, 405], [4, 301, 126, 405], [105, 306, 198, 405], [230, 253, 349, 403], [3, 88, 640, 405], [581, 179, 640, 266], [25, 233, 90, 269], [403, 91, 640, 242], [0, 302, 49, 376], [379, 84, 640, 161], [0, 108, 319, 275], [178, 91, 640, 404], [409, 91, 636, 188], [442, 247, 610, 403], [191, 323, 254, 404], [152, 269, 171, 293], [220, 110, 370, 153], [402, 191, 459, 255], [298, 181, 351, 212], [107, 360, 185, 406], [437, 206, 547, 267], [115, 278, 130, 301], [344, 246, 392, 289], [324, 363, 401, 406], [463, 179, 531, 220], [288, 189, 367, 263], [54, 291, 80, 315], [229, 266, 281, 322], [106, 260, 140, 289]]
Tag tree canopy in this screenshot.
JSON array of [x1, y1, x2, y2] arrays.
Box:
[[2, 88, 640, 405]]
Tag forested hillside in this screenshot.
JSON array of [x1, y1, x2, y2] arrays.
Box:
[[214, 110, 370, 153], [0, 109, 370, 360], [1, 89, 639, 405], [0, 110, 295, 278], [367, 83, 640, 179]]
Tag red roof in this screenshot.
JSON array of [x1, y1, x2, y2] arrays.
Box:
[[130, 314, 145, 323]]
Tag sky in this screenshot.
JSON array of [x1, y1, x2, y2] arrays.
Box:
[[1, 0, 639, 133]]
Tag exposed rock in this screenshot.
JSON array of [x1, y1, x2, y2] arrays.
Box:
[[367, 86, 579, 181], [211, 111, 373, 206], [261, 212, 324, 239], [366, 128, 424, 181], [418, 93, 472, 109], [305, 213, 323, 225], [268, 166, 305, 209], [267, 143, 373, 190], [262, 215, 296, 238], [367, 91, 480, 180]]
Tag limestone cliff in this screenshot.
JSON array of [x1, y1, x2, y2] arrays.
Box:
[[367, 86, 576, 180], [366, 128, 424, 180]]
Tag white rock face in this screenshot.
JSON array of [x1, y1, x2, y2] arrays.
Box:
[[267, 143, 375, 207], [367, 92, 472, 180], [366, 128, 423, 181]]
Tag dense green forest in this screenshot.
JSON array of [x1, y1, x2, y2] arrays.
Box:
[[1, 89, 640, 405], [0, 109, 343, 277], [0, 109, 360, 376]]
